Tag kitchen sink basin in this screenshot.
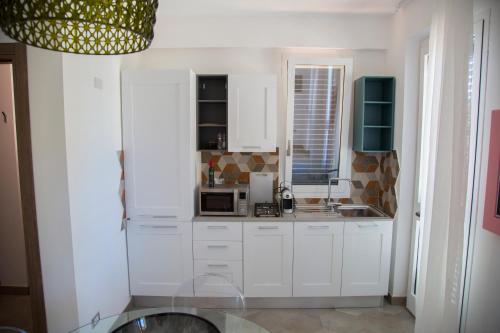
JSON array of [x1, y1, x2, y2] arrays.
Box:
[[293, 204, 386, 218]]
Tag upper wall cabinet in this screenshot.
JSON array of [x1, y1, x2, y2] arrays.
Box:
[[122, 70, 196, 221], [228, 74, 277, 152], [353, 76, 395, 152]]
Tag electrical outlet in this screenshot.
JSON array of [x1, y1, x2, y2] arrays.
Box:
[[91, 312, 100, 328]]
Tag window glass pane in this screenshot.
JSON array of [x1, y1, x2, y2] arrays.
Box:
[[292, 65, 343, 186]]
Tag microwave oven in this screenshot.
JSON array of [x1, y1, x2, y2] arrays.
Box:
[[199, 184, 249, 216]]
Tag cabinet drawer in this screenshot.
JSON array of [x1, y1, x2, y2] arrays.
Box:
[[193, 241, 242, 261], [194, 222, 242, 241], [194, 260, 243, 296]]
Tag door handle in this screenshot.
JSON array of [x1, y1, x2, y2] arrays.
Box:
[[140, 225, 177, 229], [356, 223, 379, 228], [258, 226, 279, 230], [308, 225, 330, 229], [242, 145, 262, 149], [139, 215, 177, 219], [207, 264, 229, 268], [207, 245, 228, 249], [207, 225, 228, 229]]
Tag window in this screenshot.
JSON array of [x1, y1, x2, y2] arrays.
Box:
[[286, 58, 353, 198]]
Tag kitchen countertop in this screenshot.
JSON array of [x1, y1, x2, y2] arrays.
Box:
[[193, 205, 393, 223]]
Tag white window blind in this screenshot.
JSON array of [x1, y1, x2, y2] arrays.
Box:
[[291, 65, 344, 186]]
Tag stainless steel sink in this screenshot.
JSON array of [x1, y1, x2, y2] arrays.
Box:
[[293, 204, 385, 218]]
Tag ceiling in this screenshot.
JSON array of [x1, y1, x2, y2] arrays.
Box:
[[157, 0, 403, 16]]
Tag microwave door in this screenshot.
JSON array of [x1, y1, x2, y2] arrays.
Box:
[[201, 192, 235, 215]]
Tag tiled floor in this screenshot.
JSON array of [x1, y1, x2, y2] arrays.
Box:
[[0, 294, 33, 332], [236, 303, 415, 333]]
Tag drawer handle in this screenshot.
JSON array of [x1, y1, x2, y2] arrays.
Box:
[[140, 225, 177, 229], [207, 226, 228, 229], [207, 264, 229, 268], [207, 245, 228, 249], [308, 225, 329, 229], [258, 226, 279, 230], [357, 223, 379, 228], [242, 145, 262, 149], [139, 215, 177, 219]]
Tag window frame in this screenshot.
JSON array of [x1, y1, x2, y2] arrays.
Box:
[[285, 57, 353, 198]]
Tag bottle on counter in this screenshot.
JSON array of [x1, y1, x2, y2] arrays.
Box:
[[208, 160, 215, 188]]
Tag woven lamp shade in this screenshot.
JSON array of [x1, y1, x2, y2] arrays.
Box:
[[0, 0, 159, 55]]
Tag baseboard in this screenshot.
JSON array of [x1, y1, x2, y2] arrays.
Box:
[[132, 296, 384, 309], [385, 294, 406, 306], [0, 286, 30, 295]]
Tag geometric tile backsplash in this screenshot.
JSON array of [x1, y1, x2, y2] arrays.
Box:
[[200, 149, 399, 217]]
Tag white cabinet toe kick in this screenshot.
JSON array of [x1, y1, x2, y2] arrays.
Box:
[[127, 220, 393, 308]]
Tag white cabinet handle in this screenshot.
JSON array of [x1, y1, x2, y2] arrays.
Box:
[[207, 225, 228, 229], [308, 225, 330, 229], [242, 145, 262, 149], [140, 225, 177, 229], [356, 223, 379, 228], [207, 264, 229, 268], [139, 215, 177, 219], [258, 226, 279, 230], [207, 245, 228, 249]]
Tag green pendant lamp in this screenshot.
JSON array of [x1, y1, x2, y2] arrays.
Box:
[[0, 0, 159, 55]]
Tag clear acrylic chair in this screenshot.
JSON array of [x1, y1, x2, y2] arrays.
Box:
[[171, 273, 246, 317], [0, 327, 27, 333]]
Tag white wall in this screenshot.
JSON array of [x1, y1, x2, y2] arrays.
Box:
[[385, 0, 433, 297], [27, 47, 80, 333], [152, 13, 392, 50], [0, 63, 28, 287], [62, 54, 130, 325], [464, 1, 500, 332], [122, 47, 387, 185]]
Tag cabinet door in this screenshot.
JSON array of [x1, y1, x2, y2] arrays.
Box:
[[293, 222, 344, 297], [127, 221, 193, 296], [341, 221, 393, 296], [122, 70, 194, 220], [243, 222, 293, 297], [228, 74, 277, 152]]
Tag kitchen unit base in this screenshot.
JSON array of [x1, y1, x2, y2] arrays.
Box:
[[132, 296, 385, 309]]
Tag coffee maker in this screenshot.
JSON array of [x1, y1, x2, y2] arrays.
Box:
[[276, 182, 294, 214]]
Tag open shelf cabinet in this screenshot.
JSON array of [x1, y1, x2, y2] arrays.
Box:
[[197, 75, 228, 150], [353, 76, 395, 152]]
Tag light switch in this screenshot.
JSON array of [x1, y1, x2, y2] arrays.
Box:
[[94, 77, 103, 90]]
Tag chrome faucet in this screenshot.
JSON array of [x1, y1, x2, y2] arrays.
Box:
[[326, 177, 352, 212]]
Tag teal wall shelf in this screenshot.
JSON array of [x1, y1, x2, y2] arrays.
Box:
[[353, 76, 395, 152]]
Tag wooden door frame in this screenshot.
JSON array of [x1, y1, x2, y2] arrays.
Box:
[[0, 43, 47, 333]]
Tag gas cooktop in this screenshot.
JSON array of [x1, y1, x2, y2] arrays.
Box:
[[254, 202, 281, 217]]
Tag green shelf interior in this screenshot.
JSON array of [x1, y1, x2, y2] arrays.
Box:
[[364, 78, 395, 103], [353, 76, 395, 152]]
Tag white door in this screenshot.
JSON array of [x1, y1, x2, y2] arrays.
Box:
[[228, 74, 277, 152], [406, 38, 429, 315], [243, 222, 293, 297], [293, 222, 344, 297], [341, 221, 393, 296], [122, 70, 194, 220], [127, 220, 193, 296]]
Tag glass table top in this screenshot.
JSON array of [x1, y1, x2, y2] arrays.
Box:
[[70, 307, 270, 333]]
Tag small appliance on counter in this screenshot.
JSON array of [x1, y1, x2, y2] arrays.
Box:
[[254, 202, 281, 217], [276, 182, 294, 214], [199, 184, 249, 216]]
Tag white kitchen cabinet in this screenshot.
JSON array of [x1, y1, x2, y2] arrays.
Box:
[[122, 70, 196, 221], [341, 221, 393, 296], [293, 222, 344, 297], [243, 222, 293, 297], [228, 74, 277, 152], [127, 220, 193, 296]]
